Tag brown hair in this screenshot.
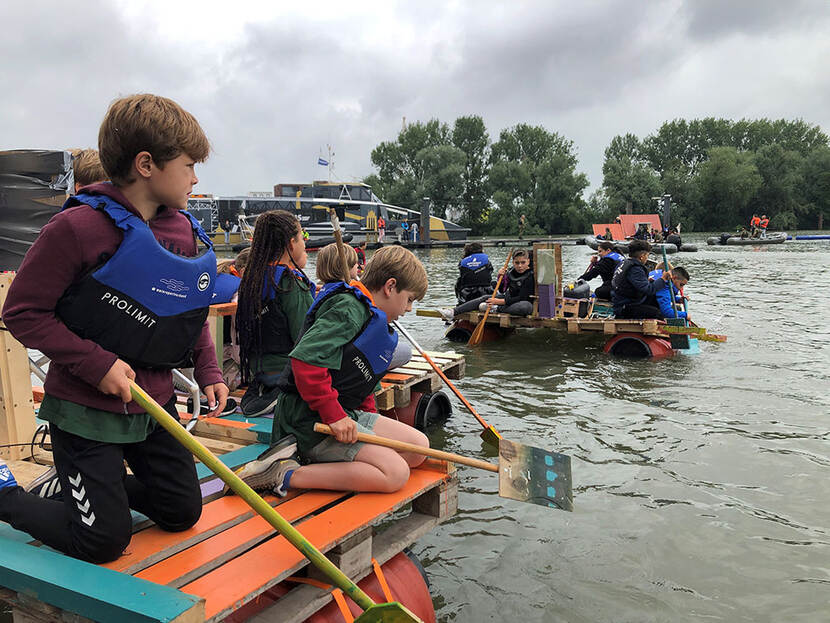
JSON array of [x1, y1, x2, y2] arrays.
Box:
[[463, 242, 483, 257], [361, 246, 427, 299], [512, 249, 528, 259], [98, 94, 210, 185], [69, 148, 107, 187], [316, 243, 357, 283]]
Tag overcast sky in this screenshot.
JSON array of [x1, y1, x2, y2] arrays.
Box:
[[2, 0, 828, 199]]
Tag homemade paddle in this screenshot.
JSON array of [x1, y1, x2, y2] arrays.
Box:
[[314, 423, 573, 511], [129, 381, 422, 623], [468, 249, 513, 346], [391, 320, 502, 446], [329, 208, 353, 283]]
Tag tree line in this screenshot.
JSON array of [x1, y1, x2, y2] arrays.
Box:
[[364, 116, 829, 235]]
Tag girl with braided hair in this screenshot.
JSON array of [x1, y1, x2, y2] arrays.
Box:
[[236, 211, 315, 416]]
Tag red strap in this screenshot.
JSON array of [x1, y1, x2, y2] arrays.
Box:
[[372, 557, 395, 602]]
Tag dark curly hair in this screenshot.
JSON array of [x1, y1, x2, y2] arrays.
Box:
[[236, 210, 305, 384]]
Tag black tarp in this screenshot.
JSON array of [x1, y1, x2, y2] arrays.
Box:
[[0, 150, 72, 271]]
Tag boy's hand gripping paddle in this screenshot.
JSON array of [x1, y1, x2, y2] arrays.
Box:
[[391, 320, 502, 446], [129, 381, 423, 623], [314, 423, 573, 511], [468, 249, 513, 346]]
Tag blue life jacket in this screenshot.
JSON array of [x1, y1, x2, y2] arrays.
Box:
[[279, 281, 397, 410], [649, 269, 687, 319], [56, 193, 216, 369], [256, 264, 316, 357], [607, 251, 624, 264], [212, 273, 241, 304]]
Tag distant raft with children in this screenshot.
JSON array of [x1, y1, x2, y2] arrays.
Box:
[[420, 242, 726, 359], [706, 232, 787, 246]]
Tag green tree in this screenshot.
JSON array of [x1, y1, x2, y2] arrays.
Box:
[[369, 119, 453, 211], [451, 115, 490, 234], [487, 124, 588, 235], [751, 143, 805, 230], [802, 146, 830, 229], [414, 144, 466, 219], [602, 133, 662, 215], [694, 147, 762, 230]]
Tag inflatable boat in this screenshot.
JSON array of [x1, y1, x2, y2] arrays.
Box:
[[706, 232, 786, 246]]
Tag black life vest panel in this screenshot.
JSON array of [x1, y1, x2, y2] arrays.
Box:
[[56, 193, 216, 369], [278, 281, 398, 410], [259, 264, 316, 356], [458, 253, 493, 288], [505, 267, 533, 298], [611, 258, 647, 307]]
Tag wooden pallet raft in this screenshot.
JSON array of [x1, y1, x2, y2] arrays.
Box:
[[1, 452, 457, 623]]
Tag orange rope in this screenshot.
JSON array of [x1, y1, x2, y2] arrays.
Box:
[[372, 557, 395, 603], [283, 576, 354, 622]]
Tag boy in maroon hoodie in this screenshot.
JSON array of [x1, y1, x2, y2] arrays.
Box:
[[0, 94, 228, 563]]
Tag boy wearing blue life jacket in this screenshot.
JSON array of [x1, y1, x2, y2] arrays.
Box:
[[0, 94, 227, 563], [649, 266, 690, 320], [240, 246, 429, 496]]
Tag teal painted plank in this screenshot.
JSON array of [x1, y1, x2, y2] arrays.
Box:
[[0, 522, 35, 544], [194, 443, 267, 480], [0, 538, 202, 622]]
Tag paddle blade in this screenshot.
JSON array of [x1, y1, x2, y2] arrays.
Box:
[[498, 439, 573, 511], [479, 425, 502, 446], [355, 602, 423, 623], [467, 317, 487, 346]]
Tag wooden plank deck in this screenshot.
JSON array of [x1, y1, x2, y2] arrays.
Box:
[[443, 310, 664, 337]]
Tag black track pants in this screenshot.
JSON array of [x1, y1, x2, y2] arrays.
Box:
[[0, 399, 201, 563]]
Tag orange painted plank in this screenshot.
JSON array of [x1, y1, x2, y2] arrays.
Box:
[[136, 491, 345, 587], [31, 386, 45, 402], [201, 417, 253, 429], [380, 372, 413, 383], [209, 302, 238, 316], [102, 493, 276, 574], [183, 464, 449, 620]]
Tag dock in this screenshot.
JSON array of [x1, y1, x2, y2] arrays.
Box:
[[1, 288, 464, 622]]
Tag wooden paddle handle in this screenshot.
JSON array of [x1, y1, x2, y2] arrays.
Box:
[[314, 423, 498, 473], [391, 321, 496, 433]]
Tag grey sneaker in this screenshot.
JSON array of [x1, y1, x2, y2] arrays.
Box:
[[233, 435, 298, 491], [439, 308, 455, 322], [272, 459, 301, 497], [25, 466, 61, 500]]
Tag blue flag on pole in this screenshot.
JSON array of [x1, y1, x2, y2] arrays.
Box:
[[318, 157, 329, 166]]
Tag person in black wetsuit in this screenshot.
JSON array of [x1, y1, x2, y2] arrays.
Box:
[[611, 240, 671, 319], [441, 249, 534, 319], [453, 242, 494, 304], [579, 241, 623, 300]]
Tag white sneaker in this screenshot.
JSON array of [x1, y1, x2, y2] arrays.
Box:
[[439, 308, 455, 322]]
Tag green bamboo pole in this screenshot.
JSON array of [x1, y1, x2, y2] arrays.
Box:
[[129, 381, 387, 613]]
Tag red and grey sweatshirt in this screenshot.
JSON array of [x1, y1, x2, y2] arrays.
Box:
[[2, 183, 223, 413]]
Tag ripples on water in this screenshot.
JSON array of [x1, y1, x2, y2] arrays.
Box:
[[375, 239, 830, 622]]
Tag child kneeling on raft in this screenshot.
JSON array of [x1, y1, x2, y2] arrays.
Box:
[[243, 246, 429, 495], [0, 94, 227, 563]]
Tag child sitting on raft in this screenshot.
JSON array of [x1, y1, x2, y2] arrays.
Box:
[[454, 242, 494, 305], [0, 94, 226, 563], [441, 249, 534, 320], [236, 211, 315, 416], [239, 246, 429, 496]]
